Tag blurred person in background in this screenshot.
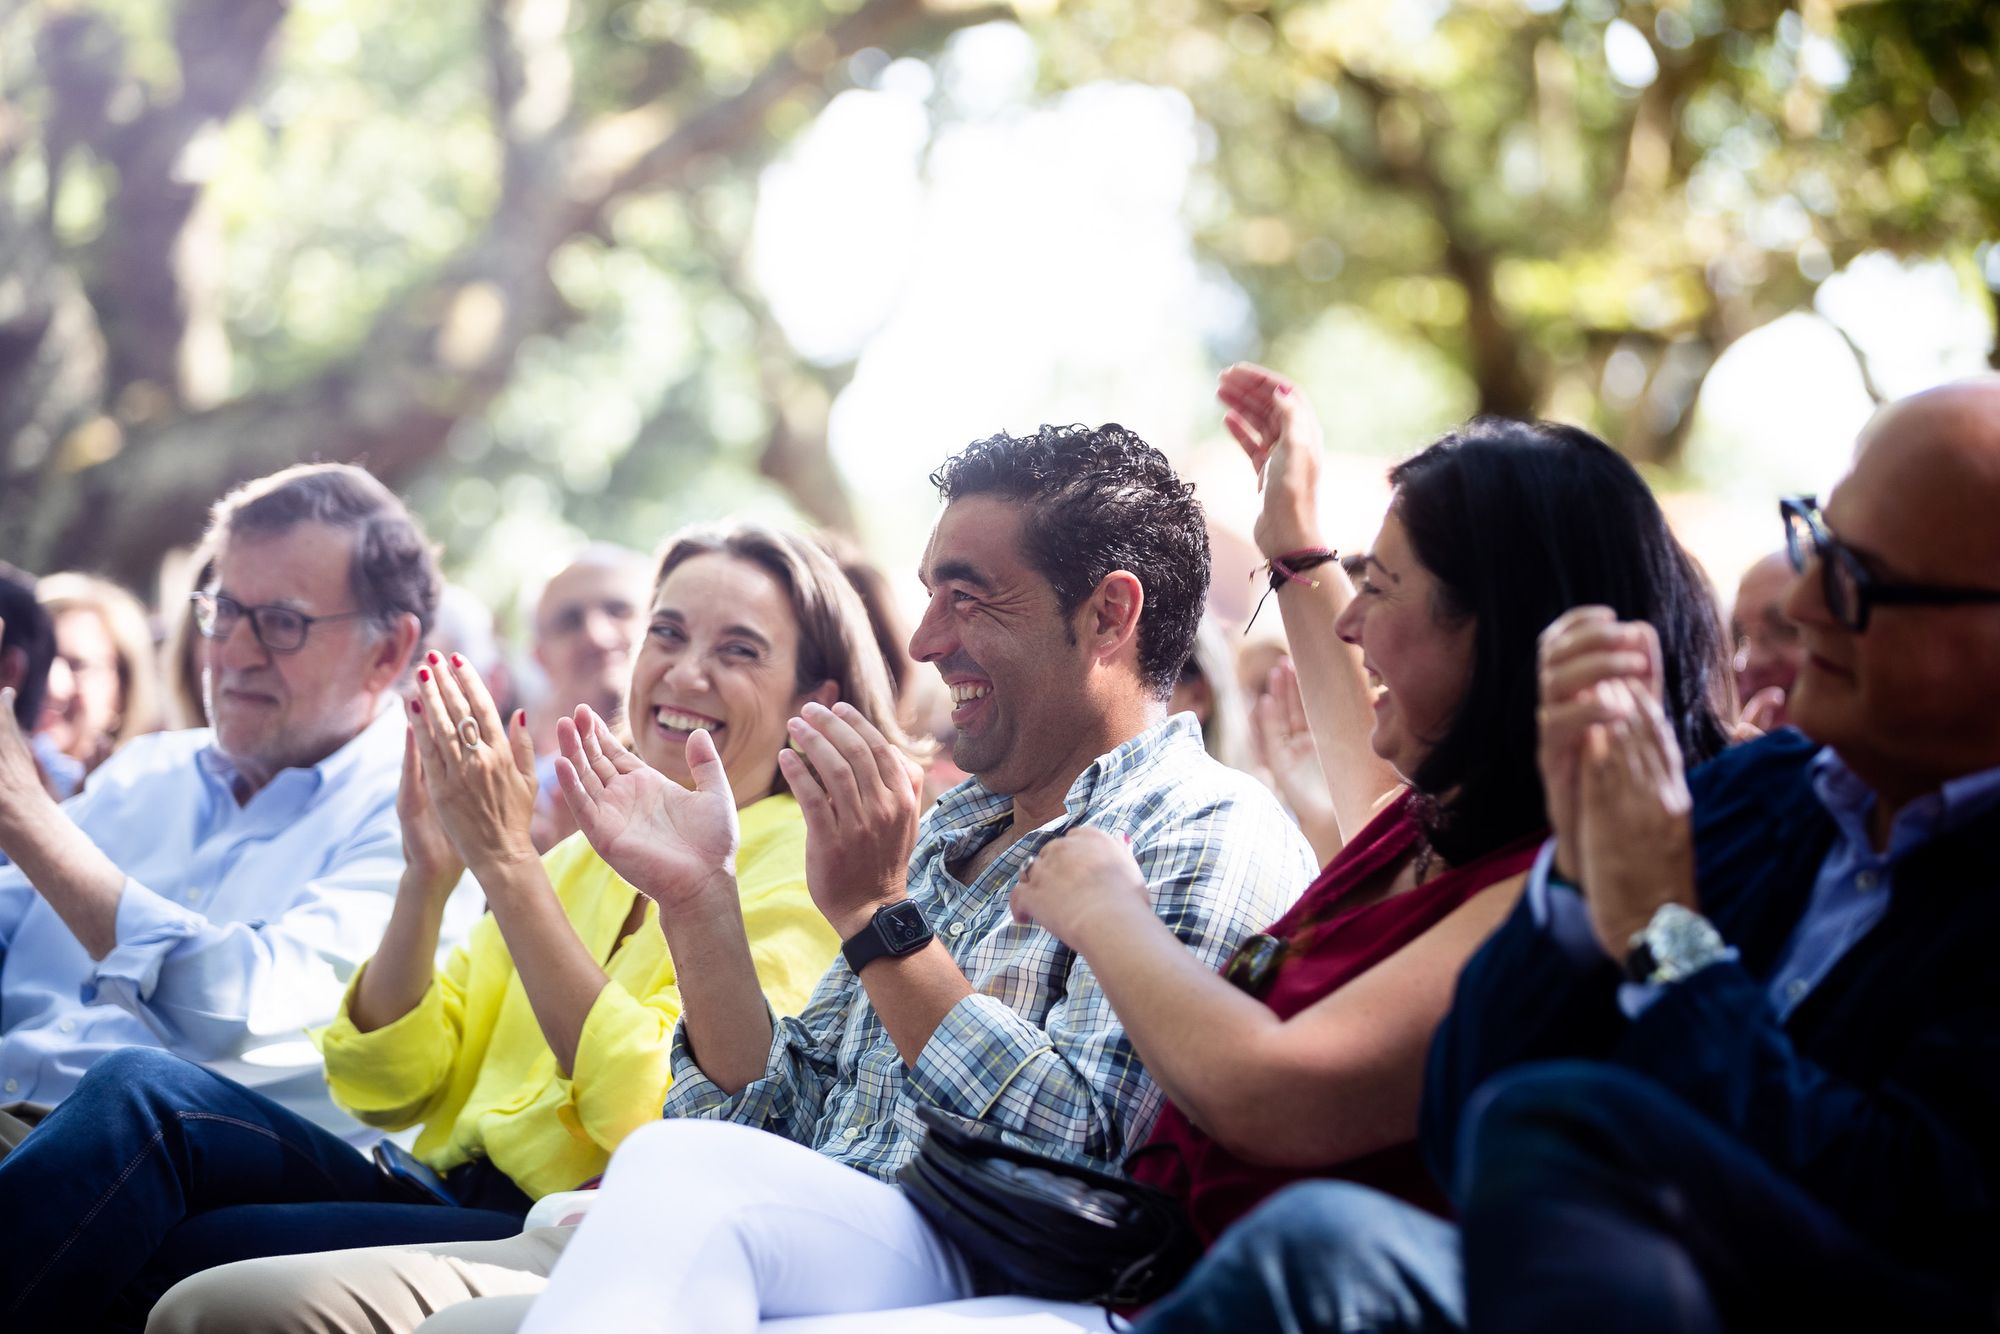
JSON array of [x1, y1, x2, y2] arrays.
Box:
[[1172, 616, 1252, 774], [35, 573, 163, 791], [522, 546, 650, 851], [157, 543, 218, 731], [0, 564, 63, 797], [1731, 549, 1804, 733]]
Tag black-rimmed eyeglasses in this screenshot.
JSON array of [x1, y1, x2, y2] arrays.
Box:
[[1780, 496, 2000, 634], [190, 590, 370, 654]]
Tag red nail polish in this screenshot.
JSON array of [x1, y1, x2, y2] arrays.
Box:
[[451, 653, 464, 668], [418, 668, 430, 683], [427, 651, 440, 665], [516, 709, 526, 727], [410, 699, 422, 715]]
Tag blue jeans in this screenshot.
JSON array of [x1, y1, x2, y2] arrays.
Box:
[[0, 1047, 530, 1332], [1458, 1063, 1995, 1334], [1133, 1180, 1464, 1334]]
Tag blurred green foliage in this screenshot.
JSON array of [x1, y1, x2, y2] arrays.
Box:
[[0, 0, 1993, 618]]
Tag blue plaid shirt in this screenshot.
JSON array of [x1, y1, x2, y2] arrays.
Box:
[[664, 713, 1316, 1180]]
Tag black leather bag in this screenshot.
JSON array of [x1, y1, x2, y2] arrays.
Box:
[[897, 1106, 1200, 1308]]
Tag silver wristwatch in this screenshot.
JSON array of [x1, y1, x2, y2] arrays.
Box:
[[1622, 902, 1728, 985]]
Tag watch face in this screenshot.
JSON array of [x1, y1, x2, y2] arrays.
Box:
[[879, 901, 932, 952]]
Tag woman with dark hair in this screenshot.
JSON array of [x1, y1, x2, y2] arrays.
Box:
[[1003, 363, 1732, 1272], [0, 522, 912, 1333]]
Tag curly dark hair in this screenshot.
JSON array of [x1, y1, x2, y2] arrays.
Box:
[[930, 423, 1209, 699]]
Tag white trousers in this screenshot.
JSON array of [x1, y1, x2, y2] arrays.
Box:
[[515, 1120, 976, 1334]]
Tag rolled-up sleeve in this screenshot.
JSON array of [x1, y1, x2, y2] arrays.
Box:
[[87, 826, 402, 1061], [319, 946, 471, 1129], [556, 977, 683, 1152]]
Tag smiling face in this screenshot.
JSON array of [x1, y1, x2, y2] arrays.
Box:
[[1783, 385, 2000, 801], [38, 607, 122, 761], [908, 496, 1099, 800], [1332, 508, 1477, 783], [204, 522, 401, 790], [628, 552, 831, 805]]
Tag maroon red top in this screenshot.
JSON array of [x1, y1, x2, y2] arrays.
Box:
[[1128, 789, 1544, 1245]]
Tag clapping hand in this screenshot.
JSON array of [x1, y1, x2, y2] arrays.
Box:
[[1218, 362, 1325, 559], [1573, 678, 1697, 959], [555, 706, 739, 911], [396, 726, 465, 903], [407, 651, 538, 873], [1010, 827, 1149, 951], [1252, 657, 1340, 851], [777, 701, 921, 940], [1536, 607, 1664, 881]]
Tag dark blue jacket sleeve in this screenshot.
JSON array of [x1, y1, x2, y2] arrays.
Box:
[[1612, 958, 2000, 1253], [1419, 891, 1625, 1196]]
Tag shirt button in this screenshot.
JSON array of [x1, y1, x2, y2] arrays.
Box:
[[839, 1126, 861, 1142], [3, 1079, 17, 1094], [1854, 871, 1879, 891], [948, 922, 967, 938], [1786, 978, 1809, 1001], [59, 1021, 75, 1034]]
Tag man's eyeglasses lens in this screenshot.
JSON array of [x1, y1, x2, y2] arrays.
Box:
[[192, 593, 310, 653]]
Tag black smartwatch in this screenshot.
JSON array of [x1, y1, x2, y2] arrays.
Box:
[[841, 900, 934, 975]]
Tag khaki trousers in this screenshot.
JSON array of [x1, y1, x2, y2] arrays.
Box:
[[145, 1224, 571, 1334], [0, 1099, 53, 1160]]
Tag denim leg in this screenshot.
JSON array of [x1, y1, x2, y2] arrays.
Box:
[[1457, 1062, 1991, 1334], [0, 1047, 394, 1329], [1134, 1181, 1464, 1334]]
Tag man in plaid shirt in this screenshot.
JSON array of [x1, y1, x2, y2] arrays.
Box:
[[150, 425, 1313, 1334], [496, 424, 1315, 1332]]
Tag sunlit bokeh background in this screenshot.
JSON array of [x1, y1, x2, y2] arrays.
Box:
[[4, 0, 1995, 649]]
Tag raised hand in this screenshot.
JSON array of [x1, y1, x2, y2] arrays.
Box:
[[777, 701, 920, 939], [1574, 678, 1697, 959], [1736, 686, 1786, 740], [1010, 826, 1150, 952], [1536, 607, 1664, 880], [555, 705, 739, 911], [396, 725, 465, 901], [406, 650, 538, 873], [0, 675, 53, 820], [1252, 657, 1341, 861], [1217, 362, 1325, 558]]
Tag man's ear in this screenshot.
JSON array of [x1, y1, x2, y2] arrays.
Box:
[[800, 678, 839, 712], [1081, 571, 1145, 668], [369, 613, 424, 692]]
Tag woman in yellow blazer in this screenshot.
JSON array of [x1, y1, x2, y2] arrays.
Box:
[[323, 522, 913, 1207]]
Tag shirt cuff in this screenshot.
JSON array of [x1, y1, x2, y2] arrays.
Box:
[[82, 877, 205, 1011], [318, 964, 456, 1121], [906, 992, 1054, 1120], [661, 1004, 785, 1124], [1525, 839, 1609, 968]]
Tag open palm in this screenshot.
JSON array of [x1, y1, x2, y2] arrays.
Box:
[[554, 705, 739, 911]]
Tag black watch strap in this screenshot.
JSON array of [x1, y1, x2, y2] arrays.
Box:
[[841, 901, 934, 974]]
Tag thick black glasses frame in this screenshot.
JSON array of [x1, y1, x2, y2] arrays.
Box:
[[190, 590, 369, 654], [1780, 496, 2000, 634]]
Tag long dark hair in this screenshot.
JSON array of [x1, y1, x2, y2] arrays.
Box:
[[1389, 418, 1731, 866]]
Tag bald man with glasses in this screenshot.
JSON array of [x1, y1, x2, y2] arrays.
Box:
[[0, 464, 438, 1144]]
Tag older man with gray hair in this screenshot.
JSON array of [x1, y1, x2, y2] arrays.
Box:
[[0, 463, 436, 1141]]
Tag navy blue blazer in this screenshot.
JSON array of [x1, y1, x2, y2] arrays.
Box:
[[1423, 730, 2000, 1273]]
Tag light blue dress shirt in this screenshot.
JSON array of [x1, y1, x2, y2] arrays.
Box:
[[0, 705, 409, 1110], [1530, 744, 2000, 1019]]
